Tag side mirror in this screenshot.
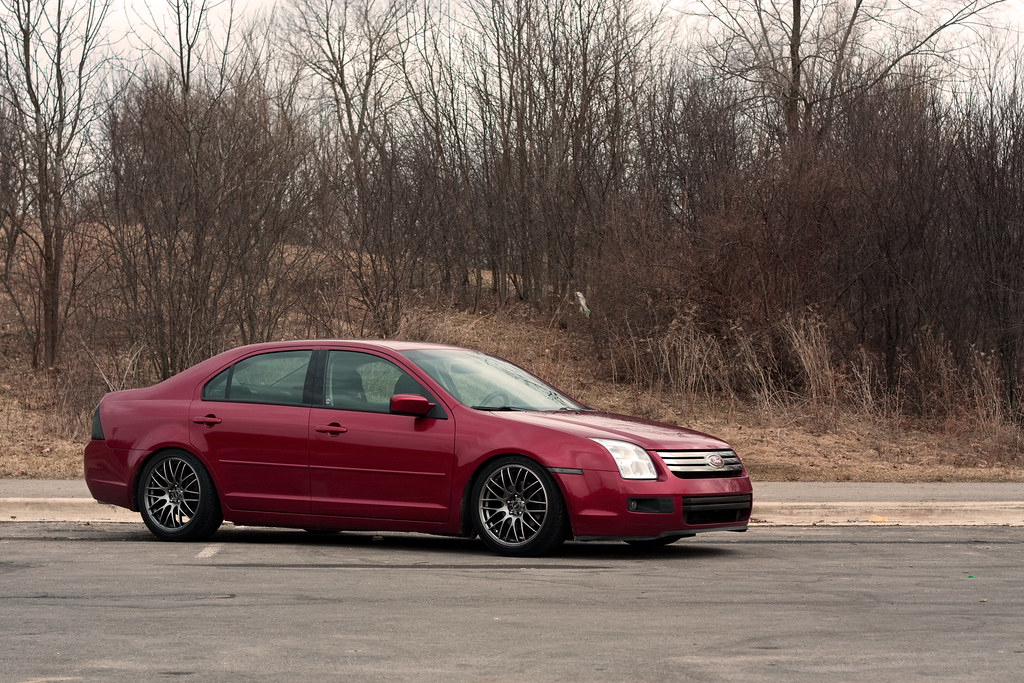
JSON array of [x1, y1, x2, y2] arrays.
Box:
[[390, 393, 435, 417]]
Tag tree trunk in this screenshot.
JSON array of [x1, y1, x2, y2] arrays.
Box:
[[787, 0, 802, 137]]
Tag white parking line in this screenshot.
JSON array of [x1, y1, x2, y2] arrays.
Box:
[[196, 544, 222, 559]]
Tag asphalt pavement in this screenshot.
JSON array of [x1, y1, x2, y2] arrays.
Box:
[[4, 524, 1022, 680], [1, 479, 1022, 526]]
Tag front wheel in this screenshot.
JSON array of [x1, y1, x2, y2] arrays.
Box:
[[137, 450, 222, 541], [472, 456, 567, 557]]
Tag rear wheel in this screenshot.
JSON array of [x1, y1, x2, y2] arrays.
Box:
[[137, 450, 222, 541], [472, 456, 566, 557]]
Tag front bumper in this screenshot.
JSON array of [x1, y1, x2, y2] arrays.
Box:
[[551, 467, 753, 540]]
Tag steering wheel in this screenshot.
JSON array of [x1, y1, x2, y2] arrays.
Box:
[[479, 390, 510, 407]]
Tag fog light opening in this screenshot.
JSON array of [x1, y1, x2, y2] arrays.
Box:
[[627, 497, 674, 513]]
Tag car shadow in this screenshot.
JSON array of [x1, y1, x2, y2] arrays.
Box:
[[192, 525, 737, 561]]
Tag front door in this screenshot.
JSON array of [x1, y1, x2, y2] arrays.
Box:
[[308, 350, 455, 521]]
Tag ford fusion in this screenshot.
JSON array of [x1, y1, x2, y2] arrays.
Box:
[[85, 340, 753, 556]]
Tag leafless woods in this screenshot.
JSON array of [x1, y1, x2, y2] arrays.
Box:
[[2, 0, 1022, 428]]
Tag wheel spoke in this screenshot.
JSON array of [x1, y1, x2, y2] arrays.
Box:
[[521, 511, 542, 533], [484, 480, 505, 500], [483, 509, 504, 526], [150, 468, 169, 489]]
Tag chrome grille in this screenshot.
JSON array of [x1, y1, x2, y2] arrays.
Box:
[[657, 450, 744, 478]]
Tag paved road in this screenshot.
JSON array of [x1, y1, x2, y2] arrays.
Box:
[[1, 523, 1021, 681]]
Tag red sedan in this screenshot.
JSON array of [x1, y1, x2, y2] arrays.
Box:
[[85, 340, 752, 556]]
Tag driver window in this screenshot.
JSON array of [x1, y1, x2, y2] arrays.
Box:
[[325, 351, 436, 413]]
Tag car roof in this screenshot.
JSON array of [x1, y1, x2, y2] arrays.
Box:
[[129, 339, 479, 397], [236, 339, 469, 353]]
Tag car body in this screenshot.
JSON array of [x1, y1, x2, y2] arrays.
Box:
[[85, 340, 752, 556]]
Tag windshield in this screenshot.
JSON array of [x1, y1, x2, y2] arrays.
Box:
[[402, 349, 585, 411]]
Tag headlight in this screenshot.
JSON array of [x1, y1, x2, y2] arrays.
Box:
[[591, 439, 658, 480]]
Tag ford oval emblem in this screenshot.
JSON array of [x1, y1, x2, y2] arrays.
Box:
[[706, 454, 725, 468]]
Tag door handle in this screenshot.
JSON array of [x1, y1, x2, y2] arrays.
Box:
[[192, 415, 222, 426], [315, 423, 348, 436]]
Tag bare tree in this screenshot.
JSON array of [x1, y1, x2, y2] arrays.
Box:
[[396, 2, 482, 307], [694, 0, 1007, 139], [10, 0, 1009, 426], [0, 0, 111, 367], [289, 0, 424, 336], [458, 0, 666, 304], [946, 53, 1024, 417], [0, 97, 29, 302], [98, 1, 318, 378]]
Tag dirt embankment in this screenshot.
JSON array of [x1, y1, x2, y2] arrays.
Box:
[[1, 309, 1021, 481]]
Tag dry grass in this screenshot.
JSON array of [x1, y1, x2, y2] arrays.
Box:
[[0, 366, 85, 479], [1, 302, 1022, 481]]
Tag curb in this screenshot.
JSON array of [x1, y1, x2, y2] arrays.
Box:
[[3, 498, 1024, 526], [1, 498, 140, 523], [752, 501, 1024, 526]]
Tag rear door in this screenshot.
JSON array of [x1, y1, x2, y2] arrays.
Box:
[[190, 348, 314, 514], [308, 349, 456, 521]]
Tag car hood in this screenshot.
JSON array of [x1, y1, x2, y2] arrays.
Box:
[[487, 410, 732, 451]]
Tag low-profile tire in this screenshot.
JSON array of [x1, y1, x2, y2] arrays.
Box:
[[471, 456, 567, 557], [137, 450, 222, 541]]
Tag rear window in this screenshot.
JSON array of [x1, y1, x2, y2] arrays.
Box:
[[201, 350, 313, 405]]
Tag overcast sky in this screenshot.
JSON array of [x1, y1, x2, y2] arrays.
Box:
[[102, 0, 1023, 68]]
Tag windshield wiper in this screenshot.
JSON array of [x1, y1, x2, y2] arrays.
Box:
[[471, 405, 524, 411]]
